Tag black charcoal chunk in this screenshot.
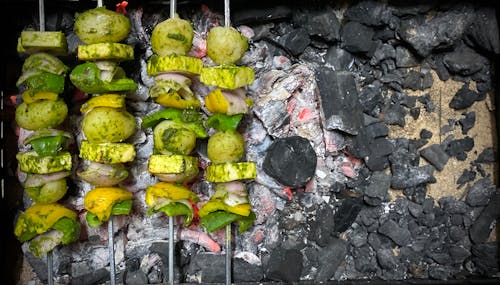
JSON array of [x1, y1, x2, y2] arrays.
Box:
[[470, 191, 500, 244], [444, 136, 474, 160], [293, 8, 340, 42], [348, 224, 368, 247], [465, 7, 500, 55], [390, 163, 435, 189], [418, 93, 435, 113], [398, 8, 474, 57], [377, 248, 399, 270], [384, 103, 406, 126], [263, 136, 317, 188], [378, 219, 412, 246], [365, 122, 389, 138], [317, 69, 364, 135], [443, 45, 487, 76], [395, 45, 419, 67], [449, 83, 480, 110], [449, 245, 471, 264], [315, 238, 348, 282], [439, 197, 468, 214], [344, 0, 393, 27], [325, 46, 353, 71], [279, 28, 310, 56], [466, 178, 496, 207], [363, 171, 391, 206], [341, 21, 377, 56], [234, 258, 264, 282], [420, 144, 449, 171], [370, 43, 396, 65], [403, 70, 423, 91], [353, 246, 379, 273], [476, 147, 495, 163], [72, 268, 110, 285], [333, 198, 363, 233], [428, 264, 452, 280], [459, 112, 475, 135], [374, 28, 396, 42], [472, 243, 499, 276], [422, 71, 434, 89], [456, 169, 476, 186], [449, 225, 466, 242], [233, 6, 292, 25], [368, 232, 394, 251], [420, 129, 433, 139], [125, 269, 148, 285], [408, 201, 423, 218], [185, 253, 225, 283], [309, 205, 335, 247], [265, 248, 303, 282]]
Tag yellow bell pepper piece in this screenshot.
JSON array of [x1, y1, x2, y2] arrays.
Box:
[[80, 94, 126, 114], [205, 89, 229, 114], [84, 187, 132, 222], [14, 203, 77, 239], [154, 92, 201, 109], [145, 182, 199, 206], [198, 199, 251, 218], [21, 91, 58, 104]]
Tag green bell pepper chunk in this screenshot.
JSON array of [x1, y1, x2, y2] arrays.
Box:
[[200, 210, 256, 233], [51, 217, 81, 245], [30, 135, 68, 156], [148, 202, 194, 227], [85, 199, 133, 227], [141, 108, 207, 138], [206, 114, 243, 132], [16, 70, 65, 94], [70, 62, 137, 94]]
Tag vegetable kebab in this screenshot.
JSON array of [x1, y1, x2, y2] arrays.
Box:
[[69, 5, 137, 226], [199, 24, 256, 234], [14, 19, 80, 258], [142, 13, 206, 224]]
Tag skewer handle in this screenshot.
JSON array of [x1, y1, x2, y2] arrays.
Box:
[[225, 224, 232, 285], [38, 0, 45, 32], [97, 0, 103, 7], [47, 251, 53, 285], [168, 216, 175, 285], [170, 0, 176, 19], [108, 218, 116, 285]]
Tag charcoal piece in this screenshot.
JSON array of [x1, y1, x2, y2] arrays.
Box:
[[449, 83, 480, 110], [439, 197, 468, 214], [466, 178, 496, 207], [234, 258, 264, 282], [420, 129, 433, 139], [384, 103, 406, 126], [377, 248, 399, 270], [403, 70, 423, 91], [233, 6, 292, 25], [263, 136, 317, 188], [363, 114, 381, 127], [378, 219, 411, 246], [253, 100, 290, 136], [427, 251, 451, 265], [395, 45, 418, 67], [398, 9, 474, 57], [428, 264, 452, 280], [374, 28, 395, 42], [325, 46, 353, 71], [358, 206, 384, 227], [125, 270, 148, 285], [459, 112, 475, 135], [185, 253, 225, 282], [315, 238, 348, 282], [470, 191, 500, 244], [359, 84, 383, 113], [348, 225, 368, 247], [72, 268, 110, 285], [445, 136, 474, 160], [408, 201, 423, 218], [353, 246, 378, 273], [472, 243, 499, 276], [365, 122, 388, 138], [404, 185, 427, 204], [368, 138, 394, 157], [309, 205, 335, 247], [293, 9, 340, 42], [370, 43, 396, 65], [449, 245, 470, 264], [363, 171, 391, 206], [465, 7, 500, 54], [400, 95, 417, 108], [429, 53, 451, 81], [279, 28, 310, 56], [410, 107, 420, 120], [344, 0, 392, 26], [390, 163, 435, 189], [333, 197, 363, 233], [443, 45, 487, 76], [265, 248, 302, 282], [450, 214, 463, 226], [476, 147, 495, 163], [456, 169, 476, 185], [422, 198, 434, 213], [449, 225, 466, 242], [365, 155, 389, 171], [341, 21, 377, 56], [422, 71, 433, 89], [420, 144, 449, 171], [368, 232, 394, 251], [317, 69, 364, 135]]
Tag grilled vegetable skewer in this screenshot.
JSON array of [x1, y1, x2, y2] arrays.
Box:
[[70, 3, 137, 285]]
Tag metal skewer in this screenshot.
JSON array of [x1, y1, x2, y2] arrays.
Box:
[[167, 2, 176, 284], [108, 218, 116, 285], [223, 1, 232, 284], [38, 1, 53, 284]]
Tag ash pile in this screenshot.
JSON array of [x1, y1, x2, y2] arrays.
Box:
[[19, 0, 500, 284]]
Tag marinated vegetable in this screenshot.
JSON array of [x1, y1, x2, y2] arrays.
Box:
[[82, 107, 136, 143], [74, 7, 131, 44], [206, 26, 248, 65], [207, 130, 245, 164], [151, 17, 194, 56], [84, 187, 133, 227]]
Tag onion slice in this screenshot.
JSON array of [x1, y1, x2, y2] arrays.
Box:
[[24, 171, 71, 188], [77, 161, 129, 187], [24, 128, 73, 146]]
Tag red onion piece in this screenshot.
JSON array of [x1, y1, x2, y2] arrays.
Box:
[[24, 171, 71, 188]]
